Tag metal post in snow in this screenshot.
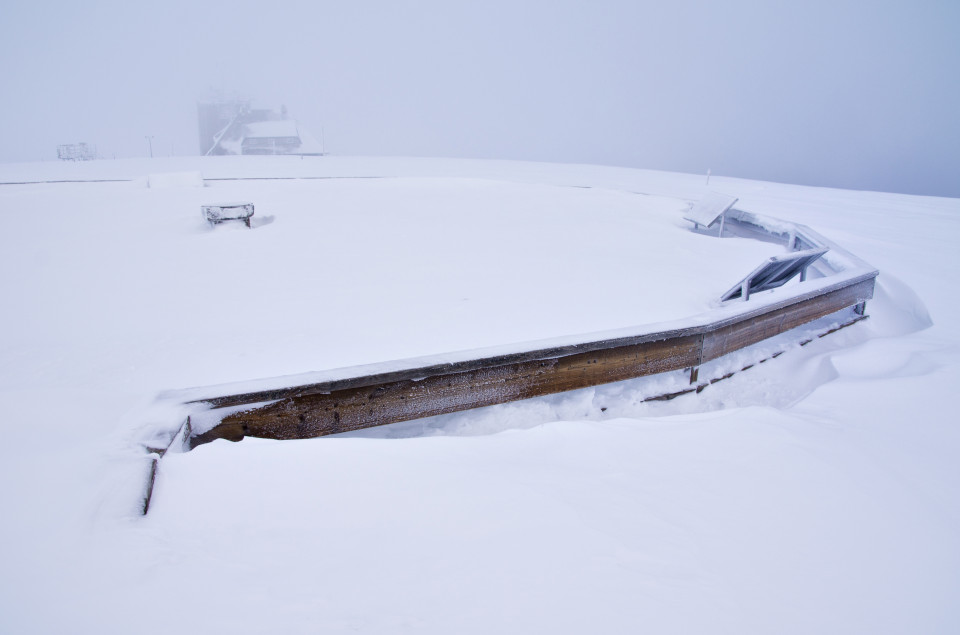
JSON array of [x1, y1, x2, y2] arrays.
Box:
[[145, 136, 154, 158]]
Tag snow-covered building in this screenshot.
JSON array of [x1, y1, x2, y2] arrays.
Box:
[[197, 99, 323, 157], [239, 120, 324, 156], [57, 142, 97, 161]]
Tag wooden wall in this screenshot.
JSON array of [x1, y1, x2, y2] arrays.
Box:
[[189, 275, 877, 446]]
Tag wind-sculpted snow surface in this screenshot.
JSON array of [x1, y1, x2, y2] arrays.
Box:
[[0, 156, 957, 634]]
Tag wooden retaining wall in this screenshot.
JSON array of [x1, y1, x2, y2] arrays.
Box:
[[189, 274, 876, 447]]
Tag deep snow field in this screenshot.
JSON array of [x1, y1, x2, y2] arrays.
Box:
[[1, 155, 958, 633]]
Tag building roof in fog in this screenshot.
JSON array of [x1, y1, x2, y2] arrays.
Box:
[[242, 120, 301, 139], [239, 120, 324, 155]]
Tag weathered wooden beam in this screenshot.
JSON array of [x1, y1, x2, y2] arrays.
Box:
[[192, 334, 702, 445], [701, 277, 876, 363], [189, 273, 876, 447], [187, 273, 878, 411]]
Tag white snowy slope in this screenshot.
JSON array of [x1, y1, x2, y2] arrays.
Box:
[[0, 156, 957, 634]]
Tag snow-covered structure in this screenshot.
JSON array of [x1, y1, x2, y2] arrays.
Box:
[[57, 142, 97, 161], [0, 156, 956, 633], [239, 120, 323, 156], [197, 98, 323, 157]]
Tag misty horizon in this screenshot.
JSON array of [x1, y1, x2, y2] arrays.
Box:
[[1, 0, 957, 197]]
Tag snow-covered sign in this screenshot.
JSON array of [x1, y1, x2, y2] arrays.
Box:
[[721, 247, 829, 301], [202, 202, 254, 228], [684, 192, 739, 231]]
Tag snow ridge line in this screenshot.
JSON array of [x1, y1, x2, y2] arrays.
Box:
[[0, 176, 388, 186], [0, 179, 132, 185]]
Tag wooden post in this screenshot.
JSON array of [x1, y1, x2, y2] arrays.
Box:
[[141, 453, 159, 516]]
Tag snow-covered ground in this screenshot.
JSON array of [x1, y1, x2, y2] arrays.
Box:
[[1, 156, 957, 633]]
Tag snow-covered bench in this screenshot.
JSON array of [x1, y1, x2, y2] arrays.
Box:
[[202, 202, 254, 228], [684, 192, 739, 237], [720, 248, 829, 302]]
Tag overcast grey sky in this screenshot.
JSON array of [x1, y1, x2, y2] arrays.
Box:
[[1, 0, 957, 196]]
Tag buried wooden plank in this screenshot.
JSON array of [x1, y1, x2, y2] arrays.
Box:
[[140, 417, 192, 515], [141, 453, 159, 516]]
